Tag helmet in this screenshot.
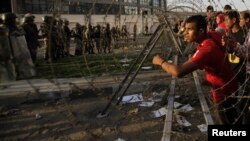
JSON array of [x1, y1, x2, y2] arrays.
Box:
[[42, 16, 53, 24], [63, 19, 69, 25], [24, 13, 35, 19], [24, 16, 34, 23], [2, 13, 17, 21], [24, 13, 35, 22]]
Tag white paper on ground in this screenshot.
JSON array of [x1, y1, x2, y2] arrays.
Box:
[[139, 101, 154, 107], [178, 104, 194, 112], [151, 107, 168, 118], [122, 64, 130, 67], [176, 115, 191, 127], [115, 138, 126, 141], [120, 58, 133, 63], [119, 94, 143, 104], [141, 66, 152, 70], [197, 124, 207, 133], [174, 102, 182, 108]]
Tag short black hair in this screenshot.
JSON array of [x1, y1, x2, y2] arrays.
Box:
[[186, 15, 207, 33], [240, 11, 250, 20], [207, 5, 214, 12], [224, 5, 232, 10], [225, 10, 240, 24]]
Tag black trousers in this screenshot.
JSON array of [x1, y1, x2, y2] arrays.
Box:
[[215, 97, 242, 124]]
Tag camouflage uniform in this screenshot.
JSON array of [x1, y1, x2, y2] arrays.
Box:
[[40, 16, 57, 62], [22, 15, 40, 63], [55, 19, 65, 58], [103, 24, 112, 53], [94, 25, 101, 53], [73, 23, 83, 55], [85, 24, 94, 54], [63, 19, 71, 56]]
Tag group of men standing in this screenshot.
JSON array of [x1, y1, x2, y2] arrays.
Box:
[[0, 13, 37, 82], [153, 5, 250, 125]]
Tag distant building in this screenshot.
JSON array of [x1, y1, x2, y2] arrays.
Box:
[[10, 0, 166, 15]]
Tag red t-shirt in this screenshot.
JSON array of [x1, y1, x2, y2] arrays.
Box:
[[191, 38, 238, 103]]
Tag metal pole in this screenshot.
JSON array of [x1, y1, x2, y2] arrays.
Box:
[[11, 0, 17, 13], [116, 26, 165, 105], [119, 0, 122, 28], [99, 24, 165, 116]]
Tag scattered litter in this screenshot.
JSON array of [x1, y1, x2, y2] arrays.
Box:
[[174, 102, 182, 108], [178, 104, 194, 112], [127, 108, 139, 115], [122, 64, 130, 67], [197, 124, 207, 133], [175, 115, 191, 127], [119, 94, 143, 104], [120, 58, 133, 63], [35, 113, 42, 120], [139, 101, 154, 107], [115, 138, 126, 141], [141, 66, 152, 70], [151, 107, 168, 118]]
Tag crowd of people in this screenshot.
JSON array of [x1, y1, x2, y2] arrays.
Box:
[[39, 16, 133, 60], [1, 4, 250, 125], [153, 5, 250, 125], [0, 13, 139, 82]]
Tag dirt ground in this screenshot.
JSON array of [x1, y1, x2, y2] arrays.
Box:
[[0, 72, 211, 141]]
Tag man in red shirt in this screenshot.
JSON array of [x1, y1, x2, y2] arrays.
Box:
[[152, 15, 239, 124]]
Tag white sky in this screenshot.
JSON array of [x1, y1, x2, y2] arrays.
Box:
[[205, 0, 250, 11], [167, 0, 250, 12]]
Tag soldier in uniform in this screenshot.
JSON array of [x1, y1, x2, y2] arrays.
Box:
[[63, 19, 71, 56], [72, 23, 83, 55], [0, 17, 16, 82], [133, 24, 137, 41], [55, 19, 65, 59], [85, 24, 94, 54], [40, 16, 57, 62], [22, 14, 40, 64], [103, 23, 112, 53], [94, 24, 101, 53], [2, 13, 35, 79]]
